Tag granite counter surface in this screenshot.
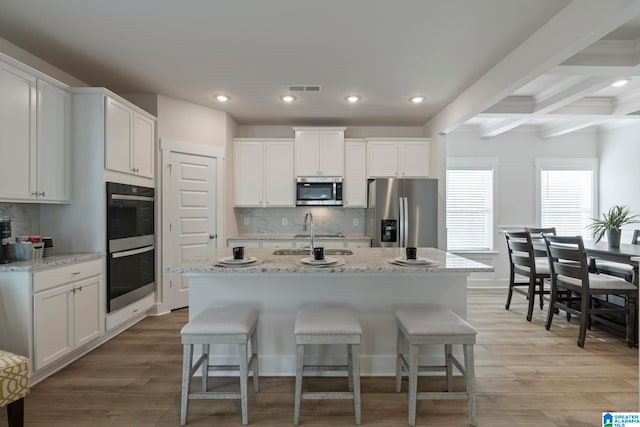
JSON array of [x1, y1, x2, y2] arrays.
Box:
[[0, 253, 104, 272], [228, 234, 372, 241], [167, 247, 492, 274]]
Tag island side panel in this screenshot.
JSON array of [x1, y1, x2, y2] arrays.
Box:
[[186, 272, 468, 376]]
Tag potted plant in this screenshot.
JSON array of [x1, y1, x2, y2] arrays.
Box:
[[587, 205, 639, 247]]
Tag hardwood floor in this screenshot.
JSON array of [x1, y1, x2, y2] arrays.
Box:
[[2, 288, 637, 426]]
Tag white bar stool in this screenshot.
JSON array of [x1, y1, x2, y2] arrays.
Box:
[[294, 307, 362, 425], [395, 307, 478, 426], [180, 307, 259, 425]]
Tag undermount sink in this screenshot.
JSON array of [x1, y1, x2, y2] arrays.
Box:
[[293, 233, 345, 238], [272, 248, 353, 255]]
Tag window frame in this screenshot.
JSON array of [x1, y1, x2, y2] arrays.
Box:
[[446, 157, 499, 253], [534, 157, 598, 236]]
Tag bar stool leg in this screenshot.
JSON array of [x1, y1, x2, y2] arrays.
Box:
[[201, 344, 210, 392], [395, 327, 404, 393], [445, 343, 453, 392], [347, 344, 354, 392], [463, 344, 477, 426], [239, 342, 249, 425], [293, 344, 305, 425], [408, 343, 419, 427], [352, 344, 362, 425], [180, 344, 193, 425], [251, 328, 259, 392]]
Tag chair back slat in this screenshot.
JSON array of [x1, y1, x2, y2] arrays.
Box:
[[543, 235, 589, 288], [526, 227, 557, 236], [505, 230, 536, 272]]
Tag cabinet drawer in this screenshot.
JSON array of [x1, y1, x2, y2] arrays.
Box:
[[33, 259, 103, 293]]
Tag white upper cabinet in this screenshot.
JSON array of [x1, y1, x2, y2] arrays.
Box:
[[344, 139, 367, 208], [36, 80, 70, 201], [234, 139, 294, 207], [0, 62, 35, 200], [367, 139, 430, 178], [105, 96, 155, 179], [0, 60, 70, 202], [294, 127, 345, 176]]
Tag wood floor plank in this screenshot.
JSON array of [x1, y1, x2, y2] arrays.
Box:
[[0, 288, 636, 426]]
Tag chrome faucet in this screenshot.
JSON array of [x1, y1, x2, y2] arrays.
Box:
[[303, 211, 315, 257]]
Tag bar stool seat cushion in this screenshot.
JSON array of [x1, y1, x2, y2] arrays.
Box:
[[558, 273, 636, 290], [395, 308, 477, 337], [295, 307, 362, 335], [518, 259, 550, 275], [0, 350, 30, 407], [181, 307, 258, 336]]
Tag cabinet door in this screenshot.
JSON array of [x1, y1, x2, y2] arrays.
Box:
[[264, 141, 294, 206], [319, 130, 344, 176], [105, 96, 133, 174], [367, 141, 398, 177], [234, 141, 264, 206], [295, 130, 320, 175], [399, 141, 430, 177], [0, 63, 35, 200], [344, 141, 367, 207], [73, 275, 104, 347], [36, 80, 70, 201], [132, 112, 155, 178], [33, 283, 74, 370]]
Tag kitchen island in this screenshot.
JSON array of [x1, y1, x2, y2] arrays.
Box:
[[167, 247, 492, 375]]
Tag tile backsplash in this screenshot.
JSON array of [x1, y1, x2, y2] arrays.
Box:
[[235, 207, 366, 235], [0, 203, 40, 237]]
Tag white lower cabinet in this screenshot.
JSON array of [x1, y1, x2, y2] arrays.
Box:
[[34, 275, 102, 369], [0, 257, 105, 380]]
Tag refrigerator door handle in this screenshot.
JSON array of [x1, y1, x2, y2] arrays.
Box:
[[398, 196, 404, 247], [403, 197, 409, 246]]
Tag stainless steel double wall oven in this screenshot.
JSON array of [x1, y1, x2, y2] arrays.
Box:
[[106, 182, 155, 313]]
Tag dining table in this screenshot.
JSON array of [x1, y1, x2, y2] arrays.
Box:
[[583, 240, 640, 286]]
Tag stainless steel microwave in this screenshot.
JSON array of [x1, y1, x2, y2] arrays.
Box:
[[296, 177, 343, 206]]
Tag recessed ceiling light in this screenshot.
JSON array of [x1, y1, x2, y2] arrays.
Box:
[[410, 96, 425, 104], [612, 79, 629, 87], [346, 95, 361, 103], [215, 94, 229, 102], [281, 95, 296, 103]]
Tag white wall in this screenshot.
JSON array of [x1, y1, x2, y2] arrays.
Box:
[[238, 125, 424, 138], [598, 123, 640, 242], [157, 95, 229, 147], [0, 37, 86, 86], [447, 127, 599, 287]]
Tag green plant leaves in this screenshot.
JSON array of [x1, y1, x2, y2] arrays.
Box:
[[587, 204, 639, 243]]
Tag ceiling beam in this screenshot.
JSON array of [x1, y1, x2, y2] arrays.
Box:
[[534, 76, 614, 113], [423, 0, 640, 136], [613, 89, 640, 114], [480, 118, 531, 138], [539, 119, 604, 138], [478, 112, 640, 121]]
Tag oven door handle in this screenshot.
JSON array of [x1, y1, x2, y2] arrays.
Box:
[[111, 194, 154, 202], [112, 245, 155, 259]]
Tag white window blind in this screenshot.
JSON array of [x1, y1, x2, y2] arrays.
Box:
[[540, 169, 593, 237], [446, 169, 494, 251]]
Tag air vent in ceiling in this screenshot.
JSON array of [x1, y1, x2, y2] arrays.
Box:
[[288, 85, 322, 92]]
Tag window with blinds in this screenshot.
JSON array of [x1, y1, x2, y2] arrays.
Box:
[[540, 169, 593, 236], [446, 169, 494, 251]]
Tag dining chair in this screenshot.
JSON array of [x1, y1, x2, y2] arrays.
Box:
[[504, 230, 550, 321], [543, 235, 638, 348], [594, 230, 640, 282]]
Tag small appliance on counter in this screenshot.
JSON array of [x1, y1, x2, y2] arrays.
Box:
[[0, 217, 11, 264]]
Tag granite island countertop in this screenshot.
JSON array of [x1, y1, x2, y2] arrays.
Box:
[[0, 253, 104, 272], [167, 247, 492, 274], [227, 233, 372, 241]]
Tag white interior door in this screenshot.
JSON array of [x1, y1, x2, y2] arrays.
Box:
[[165, 151, 217, 310]]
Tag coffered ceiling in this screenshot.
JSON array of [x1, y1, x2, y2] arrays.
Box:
[[1, 0, 640, 136]]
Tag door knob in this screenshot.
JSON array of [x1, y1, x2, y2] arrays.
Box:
[[209, 233, 217, 239]]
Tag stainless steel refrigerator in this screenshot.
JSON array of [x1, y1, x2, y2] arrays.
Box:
[[366, 178, 438, 247]]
